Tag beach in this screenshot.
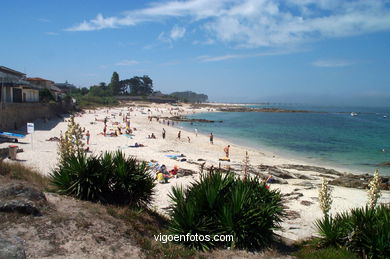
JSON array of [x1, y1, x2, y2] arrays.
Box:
[[5, 102, 390, 241]]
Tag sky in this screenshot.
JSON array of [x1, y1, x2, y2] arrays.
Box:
[[1, 0, 390, 105]]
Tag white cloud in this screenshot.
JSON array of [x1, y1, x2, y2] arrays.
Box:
[[312, 59, 355, 68], [115, 60, 139, 66], [198, 48, 304, 62], [65, 0, 390, 48], [170, 25, 186, 40]]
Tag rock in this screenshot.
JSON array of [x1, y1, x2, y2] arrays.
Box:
[[379, 161, 390, 166], [300, 200, 313, 206], [257, 165, 296, 179], [0, 183, 46, 202], [330, 173, 390, 190], [0, 237, 26, 259], [283, 192, 303, 200], [0, 183, 46, 216], [0, 200, 42, 216], [294, 181, 315, 188], [285, 210, 300, 220], [279, 164, 344, 176], [178, 169, 196, 176]]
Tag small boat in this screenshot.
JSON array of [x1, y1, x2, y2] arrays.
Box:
[[384, 115, 387, 118], [350, 112, 358, 116]]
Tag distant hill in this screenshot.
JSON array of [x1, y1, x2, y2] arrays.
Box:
[[170, 91, 208, 103]]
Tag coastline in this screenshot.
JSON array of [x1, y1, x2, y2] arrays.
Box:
[[3, 102, 389, 241]]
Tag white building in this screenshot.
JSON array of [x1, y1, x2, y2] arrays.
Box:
[[0, 66, 40, 103]]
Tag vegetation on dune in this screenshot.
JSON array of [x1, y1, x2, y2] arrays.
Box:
[[315, 205, 390, 258], [0, 160, 50, 191], [170, 91, 208, 103], [168, 170, 283, 251], [314, 169, 389, 258], [50, 151, 155, 207]]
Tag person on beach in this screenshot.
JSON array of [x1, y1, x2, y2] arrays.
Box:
[[103, 125, 107, 136], [224, 145, 230, 158], [104, 117, 107, 126], [195, 128, 198, 136], [86, 130, 90, 145], [162, 128, 166, 139], [187, 136, 191, 143], [177, 130, 181, 140], [209, 133, 214, 144]]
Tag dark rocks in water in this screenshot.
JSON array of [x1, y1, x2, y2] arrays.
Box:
[[0, 237, 26, 259], [160, 116, 223, 123], [279, 164, 344, 176], [379, 161, 390, 166], [218, 107, 315, 113], [300, 200, 314, 206], [330, 173, 390, 190], [0, 183, 47, 216]]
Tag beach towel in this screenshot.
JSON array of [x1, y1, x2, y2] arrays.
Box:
[[124, 134, 134, 139], [219, 157, 231, 162]]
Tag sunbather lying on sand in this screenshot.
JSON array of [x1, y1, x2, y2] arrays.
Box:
[[46, 137, 60, 142]]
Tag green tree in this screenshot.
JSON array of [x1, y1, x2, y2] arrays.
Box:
[[120, 75, 153, 96], [109, 72, 120, 95]]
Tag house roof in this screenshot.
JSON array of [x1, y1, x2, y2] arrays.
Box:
[[0, 66, 25, 77], [51, 85, 63, 92], [26, 77, 55, 84]]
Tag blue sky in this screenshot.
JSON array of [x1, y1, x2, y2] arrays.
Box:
[[1, 0, 390, 105]]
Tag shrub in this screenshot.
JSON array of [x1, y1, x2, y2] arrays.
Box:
[[58, 116, 85, 162], [50, 151, 155, 207], [168, 170, 283, 251], [315, 205, 390, 258]]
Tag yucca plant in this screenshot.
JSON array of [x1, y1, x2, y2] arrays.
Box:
[[315, 205, 390, 258], [50, 151, 155, 207], [108, 151, 155, 207], [168, 170, 283, 251]]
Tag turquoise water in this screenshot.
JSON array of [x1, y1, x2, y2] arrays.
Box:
[[181, 105, 390, 175]]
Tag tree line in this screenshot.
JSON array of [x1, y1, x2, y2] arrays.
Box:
[[68, 72, 208, 103]]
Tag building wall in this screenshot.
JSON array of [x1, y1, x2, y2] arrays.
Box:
[[0, 102, 73, 130], [22, 89, 39, 102]]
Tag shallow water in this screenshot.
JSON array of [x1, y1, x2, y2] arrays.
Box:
[[182, 105, 390, 175]]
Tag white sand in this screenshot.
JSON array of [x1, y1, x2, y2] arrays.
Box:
[[5, 102, 390, 241]]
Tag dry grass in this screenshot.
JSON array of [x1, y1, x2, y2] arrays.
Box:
[[0, 160, 50, 191]]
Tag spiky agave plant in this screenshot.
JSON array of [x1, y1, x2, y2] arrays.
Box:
[[168, 170, 283, 251], [108, 151, 155, 207], [50, 153, 106, 201]]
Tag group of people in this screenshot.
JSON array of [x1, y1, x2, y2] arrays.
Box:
[[156, 165, 179, 184]]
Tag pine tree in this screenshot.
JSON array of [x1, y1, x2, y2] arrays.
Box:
[[109, 72, 120, 95]]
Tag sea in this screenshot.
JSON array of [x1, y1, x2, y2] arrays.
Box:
[[180, 104, 390, 176]]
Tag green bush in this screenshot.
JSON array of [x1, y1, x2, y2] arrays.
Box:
[[168, 171, 283, 251], [315, 205, 390, 258], [50, 151, 155, 207]]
